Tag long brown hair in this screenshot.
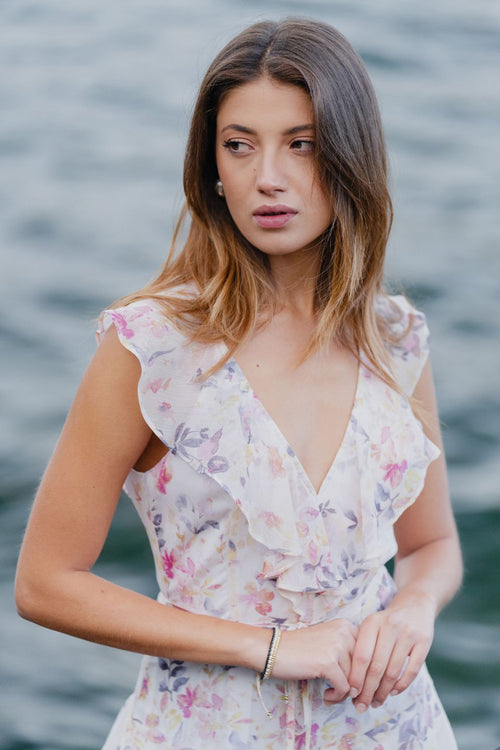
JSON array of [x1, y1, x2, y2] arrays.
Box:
[[114, 18, 405, 386]]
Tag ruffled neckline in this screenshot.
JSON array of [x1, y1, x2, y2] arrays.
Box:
[[101, 301, 440, 620], [223, 352, 362, 498]]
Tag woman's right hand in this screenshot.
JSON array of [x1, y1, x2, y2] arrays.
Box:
[[271, 619, 358, 703]]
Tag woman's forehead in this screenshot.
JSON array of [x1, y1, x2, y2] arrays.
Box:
[[216, 77, 314, 133]]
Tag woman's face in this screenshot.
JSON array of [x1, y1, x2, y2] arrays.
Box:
[[215, 76, 334, 260]]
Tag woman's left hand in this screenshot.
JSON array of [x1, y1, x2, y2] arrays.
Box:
[[343, 591, 436, 713]]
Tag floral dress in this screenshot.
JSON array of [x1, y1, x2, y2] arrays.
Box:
[[98, 294, 457, 750]]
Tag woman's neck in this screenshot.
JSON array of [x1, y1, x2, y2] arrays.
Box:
[[268, 247, 320, 319]]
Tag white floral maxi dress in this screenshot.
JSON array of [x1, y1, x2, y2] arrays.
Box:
[[98, 294, 457, 750]]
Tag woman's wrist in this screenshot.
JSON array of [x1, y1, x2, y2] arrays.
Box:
[[231, 623, 277, 672], [389, 585, 439, 618]]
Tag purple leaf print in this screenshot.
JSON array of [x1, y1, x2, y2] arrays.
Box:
[[174, 422, 185, 443], [175, 495, 188, 510], [375, 482, 391, 513], [337, 566, 348, 581], [366, 715, 399, 739], [318, 499, 336, 516], [344, 510, 358, 529], [173, 676, 189, 692], [207, 455, 229, 473], [182, 437, 203, 447], [146, 348, 175, 365]]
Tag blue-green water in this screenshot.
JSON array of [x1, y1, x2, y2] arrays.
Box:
[[1, 1, 499, 748]]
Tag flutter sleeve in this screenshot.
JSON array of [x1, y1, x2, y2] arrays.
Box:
[[96, 300, 180, 448], [380, 294, 433, 395]]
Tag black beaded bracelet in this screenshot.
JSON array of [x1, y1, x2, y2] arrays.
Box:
[[259, 626, 281, 681], [256, 626, 282, 718]]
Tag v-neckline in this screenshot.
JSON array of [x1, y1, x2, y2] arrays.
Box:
[[224, 352, 363, 498]]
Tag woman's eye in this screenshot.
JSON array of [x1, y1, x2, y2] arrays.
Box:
[[291, 139, 315, 153], [222, 140, 252, 154]]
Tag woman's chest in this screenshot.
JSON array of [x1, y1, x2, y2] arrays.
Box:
[[230, 340, 360, 495]]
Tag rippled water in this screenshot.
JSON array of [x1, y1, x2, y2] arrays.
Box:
[[1, 1, 499, 748]]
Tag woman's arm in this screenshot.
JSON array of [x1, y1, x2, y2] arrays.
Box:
[[344, 359, 463, 712], [15, 327, 272, 666], [15, 327, 357, 694]]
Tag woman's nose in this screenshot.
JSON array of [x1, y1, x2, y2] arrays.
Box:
[[255, 150, 287, 193]]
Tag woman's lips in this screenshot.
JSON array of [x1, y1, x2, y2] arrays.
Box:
[[253, 205, 298, 229]]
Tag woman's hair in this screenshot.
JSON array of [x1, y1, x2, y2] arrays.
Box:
[[114, 17, 405, 386]]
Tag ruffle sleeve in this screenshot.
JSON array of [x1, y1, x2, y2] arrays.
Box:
[[377, 294, 432, 395]]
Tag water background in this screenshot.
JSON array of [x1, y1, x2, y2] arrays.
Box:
[[1, 1, 499, 748]]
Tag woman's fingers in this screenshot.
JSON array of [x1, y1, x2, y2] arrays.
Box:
[[391, 640, 431, 695], [349, 609, 433, 711], [324, 639, 356, 704], [323, 663, 351, 704], [351, 625, 397, 711], [370, 636, 414, 705], [348, 615, 379, 702]]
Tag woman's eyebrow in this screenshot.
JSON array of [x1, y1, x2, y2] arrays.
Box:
[[220, 123, 315, 135]]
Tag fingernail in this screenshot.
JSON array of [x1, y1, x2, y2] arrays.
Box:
[[390, 689, 398, 697], [350, 687, 360, 699], [372, 700, 382, 708], [355, 702, 367, 714]]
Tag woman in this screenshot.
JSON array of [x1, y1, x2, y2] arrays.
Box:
[[16, 18, 462, 749]]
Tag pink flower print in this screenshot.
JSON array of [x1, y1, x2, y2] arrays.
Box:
[[381, 425, 391, 444], [296, 724, 319, 750], [197, 428, 223, 460], [404, 330, 421, 357], [158, 401, 173, 415], [145, 713, 166, 743], [255, 589, 274, 616], [139, 676, 149, 699], [211, 693, 223, 710], [111, 312, 134, 339], [177, 557, 196, 577], [383, 460, 408, 488], [149, 377, 171, 394], [241, 582, 275, 616], [339, 736, 355, 750], [296, 520, 309, 537], [371, 427, 396, 463], [268, 446, 285, 477], [300, 506, 320, 521], [177, 686, 211, 718], [150, 319, 169, 339], [261, 511, 281, 529], [161, 548, 176, 579], [156, 462, 172, 493], [308, 539, 320, 565]]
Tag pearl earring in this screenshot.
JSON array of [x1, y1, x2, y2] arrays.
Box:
[[215, 180, 225, 197]]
